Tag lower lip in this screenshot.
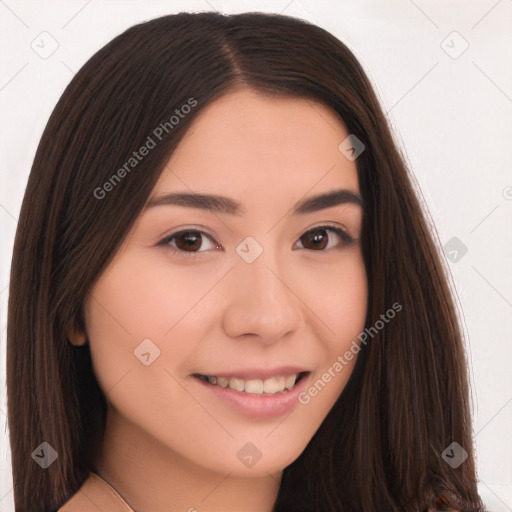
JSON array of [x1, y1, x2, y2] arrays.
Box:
[[193, 373, 311, 418]]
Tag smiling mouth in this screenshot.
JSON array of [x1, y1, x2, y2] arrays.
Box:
[[193, 371, 309, 395]]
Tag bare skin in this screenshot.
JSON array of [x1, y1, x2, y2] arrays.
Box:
[[68, 87, 367, 512]]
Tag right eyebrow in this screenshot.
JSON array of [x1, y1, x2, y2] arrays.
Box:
[[145, 191, 244, 215]]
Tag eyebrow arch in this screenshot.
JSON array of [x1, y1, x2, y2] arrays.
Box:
[[145, 188, 363, 216]]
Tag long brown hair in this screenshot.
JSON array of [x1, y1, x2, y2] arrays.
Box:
[[7, 11, 484, 512]]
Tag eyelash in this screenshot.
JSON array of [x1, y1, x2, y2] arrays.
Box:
[[157, 224, 355, 256]]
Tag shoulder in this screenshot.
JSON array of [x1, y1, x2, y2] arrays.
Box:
[[57, 472, 134, 512]]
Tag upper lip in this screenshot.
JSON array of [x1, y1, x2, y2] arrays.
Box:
[[193, 366, 311, 380]]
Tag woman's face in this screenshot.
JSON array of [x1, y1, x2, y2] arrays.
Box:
[[77, 87, 367, 478]]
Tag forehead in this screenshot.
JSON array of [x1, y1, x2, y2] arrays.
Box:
[[154, 88, 360, 204]]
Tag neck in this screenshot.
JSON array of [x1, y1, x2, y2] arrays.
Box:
[[94, 406, 281, 512]]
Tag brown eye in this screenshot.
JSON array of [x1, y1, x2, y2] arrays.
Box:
[[301, 228, 329, 250], [175, 232, 202, 251], [298, 226, 353, 251], [159, 230, 219, 254]]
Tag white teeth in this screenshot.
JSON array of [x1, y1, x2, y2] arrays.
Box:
[[263, 376, 285, 394], [285, 374, 297, 390], [229, 377, 245, 392], [204, 374, 301, 395], [244, 379, 264, 394], [217, 376, 229, 388]]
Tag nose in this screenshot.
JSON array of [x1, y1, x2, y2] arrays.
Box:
[[221, 252, 304, 345]]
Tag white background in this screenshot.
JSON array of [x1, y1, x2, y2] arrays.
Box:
[[1, 1, 511, 510]]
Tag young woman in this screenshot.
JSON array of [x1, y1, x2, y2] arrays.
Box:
[[6, 11, 485, 512]]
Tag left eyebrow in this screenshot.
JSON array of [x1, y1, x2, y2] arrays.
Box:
[[292, 188, 363, 215], [145, 188, 363, 216]]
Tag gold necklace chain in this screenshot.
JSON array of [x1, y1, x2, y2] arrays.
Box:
[[91, 471, 137, 511]]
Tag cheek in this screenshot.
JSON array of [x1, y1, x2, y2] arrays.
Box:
[[297, 250, 367, 404], [85, 249, 217, 340], [304, 249, 367, 347], [82, 253, 196, 388], [81, 252, 222, 443], [82, 248, 235, 403]]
